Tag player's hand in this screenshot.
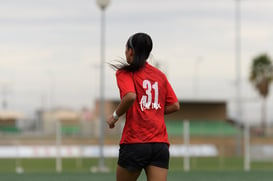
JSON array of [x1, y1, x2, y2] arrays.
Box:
[[107, 115, 116, 129]]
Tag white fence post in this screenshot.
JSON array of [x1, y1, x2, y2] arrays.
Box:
[[244, 122, 250, 171], [56, 120, 62, 173], [184, 120, 190, 171], [15, 141, 24, 174]]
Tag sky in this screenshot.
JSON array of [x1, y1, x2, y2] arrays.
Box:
[[0, 0, 273, 124]]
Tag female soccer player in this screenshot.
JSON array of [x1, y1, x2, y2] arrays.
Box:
[[107, 32, 180, 181]]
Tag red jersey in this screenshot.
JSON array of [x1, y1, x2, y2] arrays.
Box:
[[116, 63, 178, 145]]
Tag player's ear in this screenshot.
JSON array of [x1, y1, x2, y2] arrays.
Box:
[[129, 48, 134, 57]]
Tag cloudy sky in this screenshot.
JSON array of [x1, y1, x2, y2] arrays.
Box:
[[1, 0, 273, 123]]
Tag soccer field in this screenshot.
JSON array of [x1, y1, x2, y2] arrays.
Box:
[[0, 171, 273, 181], [0, 157, 272, 180]]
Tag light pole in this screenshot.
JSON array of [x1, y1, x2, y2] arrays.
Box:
[[235, 0, 242, 156], [48, 70, 55, 110], [96, 0, 110, 172], [1, 83, 11, 110], [235, 0, 250, 171]]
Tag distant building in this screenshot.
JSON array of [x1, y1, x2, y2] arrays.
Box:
[[165, 99, 227, 121], [93, 99, 228, 137], [40, 108, 94, 136], [94, 99, 227, 120], [0, 111, 25, 133]]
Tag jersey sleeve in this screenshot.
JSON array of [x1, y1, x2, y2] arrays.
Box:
[[116, 70, 135, 98], [165, 78, 178, 106]]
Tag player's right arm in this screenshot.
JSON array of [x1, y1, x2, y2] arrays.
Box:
[[107, 70, 136, 129], [107, 92, 136, 128]]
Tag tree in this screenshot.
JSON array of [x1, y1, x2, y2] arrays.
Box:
[[249, 53, 273, 130]]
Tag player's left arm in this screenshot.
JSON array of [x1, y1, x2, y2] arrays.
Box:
[[107, 92, 136, 128], [164, 76, 180, 115], [164, 102, 180, 114]]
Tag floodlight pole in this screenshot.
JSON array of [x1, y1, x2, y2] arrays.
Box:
[[1, 83, 10, 110], [235, 0, 242, 156], [96, 0, 110, 172]]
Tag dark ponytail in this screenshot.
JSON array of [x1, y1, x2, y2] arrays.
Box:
[[110, 32, 153, 72]]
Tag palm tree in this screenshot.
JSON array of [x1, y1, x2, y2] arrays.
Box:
[[249, 53, 273, 131]]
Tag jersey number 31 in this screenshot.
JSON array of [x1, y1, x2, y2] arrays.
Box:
[[139, 80, 161, 111]]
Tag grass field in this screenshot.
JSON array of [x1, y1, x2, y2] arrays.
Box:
[[0, 157, 272, 180], [1, 157, 272, 172], [0, 171, 273, 181]]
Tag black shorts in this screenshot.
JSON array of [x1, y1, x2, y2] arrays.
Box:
[[118, 143, 169, 172]]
